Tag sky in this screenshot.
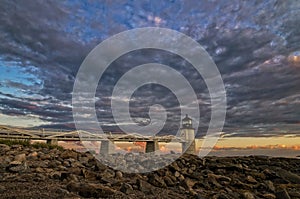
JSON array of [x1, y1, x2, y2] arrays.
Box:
[[0, 0, 299, 142]]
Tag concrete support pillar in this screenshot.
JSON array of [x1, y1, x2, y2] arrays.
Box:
[[145, 140, 159, 153], [47, 139, 58, 145], [100, 140, 114, 155], [182, 140, 196, 155]]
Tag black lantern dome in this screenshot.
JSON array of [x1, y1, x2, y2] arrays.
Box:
[[182, 114, 193, 128]]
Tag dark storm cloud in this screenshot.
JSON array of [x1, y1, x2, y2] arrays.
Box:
[[0, 0, 95, 99], [0, 0, 93, 126], [0, 97, 72, 122], [0, 0, 299, 136]]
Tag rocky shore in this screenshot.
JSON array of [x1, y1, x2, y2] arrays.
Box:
[[0, 143, 300, 199]]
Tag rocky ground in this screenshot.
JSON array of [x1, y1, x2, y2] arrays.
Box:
[[0, 143, 300, 199]]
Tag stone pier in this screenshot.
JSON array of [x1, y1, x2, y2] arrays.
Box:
[[145, 140, 159, 153], [100, 140, 115, 155], [47, 139, 58, 145]]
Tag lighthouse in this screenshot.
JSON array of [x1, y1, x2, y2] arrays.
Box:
[[180, 114, 196, 154]]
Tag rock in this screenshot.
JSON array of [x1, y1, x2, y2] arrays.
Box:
[[148, 173, 167, 188], [115, 171, 123, 179], [68, 167, 81, 175], [178, 174, 185, 181], [264, 180, 275, 192], [182, 178, 197, 190], [275, 189, 291, 199], [60, 150, 78, 160], [71, 161, 83, 168], [170, 162, 181, 171], [40, 154, 52, 160], [174, 171, 180, 177], [178, 186, 185, 192], [30, 160, 48, 168], [213, 193, 232, 199], [137, 179, 154, 194], [81, 169, 97, 181], [208, 174, 222, 188], [69, 174, 79, 182], [9, 160, 22, 166], [67, 182, 116, 197], [262, 193, 276, 199], [11, 145, 22, 150], [8, 159, 28, 173], [61, 172, 79, 182], [163, 176, 175, 186], [140, 159, 155, 169], [28, 151, 38, 157], [8, 164, 27, 173], [252, 171, 266, 180], [246, 175, 257, 183], [78, 156, 89, 163], [277, 169, 300, 184], [36, 173, 47, 181], [35, 167, 44, 173], [243, 191, 255, 199], [14, 153, 26, 162], [120, 183, 134, 194], [189, 164, 197, 172], [66, 181, 81, 193], [63, 160, 71, 167], [0, 144, 10, 153], [1, 143, 300, 199], [209, 173, 231, 182], [56, 188, 69, 195], [49, 171, 61, 179], [100, 169, 115, 179], [0, 185, 6, 193], [83, 183, 116, 197], [48, 160, 62, 168], [232, 178, 253, 189], [288, 189, 300, 198], [27, 151, 38, 160]]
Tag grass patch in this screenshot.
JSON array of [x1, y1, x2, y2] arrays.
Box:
[[0, 139, 31, 147], [0, 139, 64, 150], [31, 142, 64, 150]]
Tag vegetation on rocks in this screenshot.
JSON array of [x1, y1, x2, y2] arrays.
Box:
[[0, 139, 64, 150]]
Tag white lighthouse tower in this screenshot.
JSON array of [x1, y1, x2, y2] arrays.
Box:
[[180, 114, 196, 154]]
